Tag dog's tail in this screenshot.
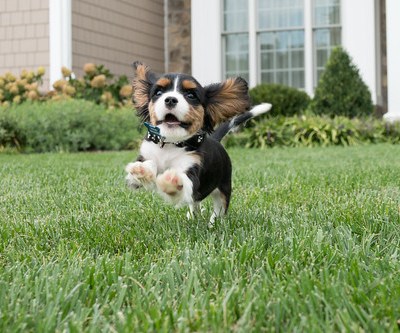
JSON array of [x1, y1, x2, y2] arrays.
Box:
[[211, 103, 272, 142]]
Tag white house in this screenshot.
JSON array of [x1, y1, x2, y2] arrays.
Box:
[[191, 0, 400, 121]]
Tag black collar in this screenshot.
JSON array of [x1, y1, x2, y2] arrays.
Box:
[[144, 122, 205, 149]]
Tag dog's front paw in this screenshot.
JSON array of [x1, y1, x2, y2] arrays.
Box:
[[156, 169, 183, 196], [125, 161, 156, 189]]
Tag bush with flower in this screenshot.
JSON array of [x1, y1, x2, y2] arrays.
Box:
[[52, 64, 132, 108], [0, 64, 132, 108], [0, 68, 45, 107]]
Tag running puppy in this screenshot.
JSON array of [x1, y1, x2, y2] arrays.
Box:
[[125, 62, 271, 224]]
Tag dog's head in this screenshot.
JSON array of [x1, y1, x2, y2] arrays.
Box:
[[132, 61, 250, 141]]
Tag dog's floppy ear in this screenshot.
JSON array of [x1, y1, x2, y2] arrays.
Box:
[[204, 77, 250, 128], [132, 61, 157, 121]]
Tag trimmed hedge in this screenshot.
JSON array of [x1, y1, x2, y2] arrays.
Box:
[[1, 99, 398, 153], [249, 84, 311, 117], [310, 47, 374, 118], [0, 100, 140, 153], [225, 115, 400, 148]]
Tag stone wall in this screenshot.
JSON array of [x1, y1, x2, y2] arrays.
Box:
[[166, 0, 191, 74], [378, 0, 387, 115]]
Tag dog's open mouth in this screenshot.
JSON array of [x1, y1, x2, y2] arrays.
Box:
[[157, 114, 190, 129]]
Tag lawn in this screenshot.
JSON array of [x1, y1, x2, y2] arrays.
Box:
[[0, 144, 399, 332]]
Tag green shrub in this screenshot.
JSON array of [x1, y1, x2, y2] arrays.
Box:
[[225, 115, 400, 148], [0, 100, 140, 153], [249, 84, 311, 117], [310, 47, 374, 118]]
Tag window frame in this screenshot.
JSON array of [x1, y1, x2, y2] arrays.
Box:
[[312, 0, 342, 86], [256, 0, 306, 89], [221, 0, 342, 94], [221, 0, 250, 81]]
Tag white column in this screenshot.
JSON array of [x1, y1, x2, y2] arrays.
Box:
[[341, 0, 377, 104], [384, 0, 400, 121], [304, 0, 313, 96], [248, 0, 257, 87], [191, 0, 222, 85], [49, 0, 72, 87]]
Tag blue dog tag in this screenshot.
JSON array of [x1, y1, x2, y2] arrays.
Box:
[[144, 122, 161, 136], [144, 122, 167, 147]]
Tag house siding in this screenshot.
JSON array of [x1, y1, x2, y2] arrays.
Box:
[[0, 0, 50, 88], [71, 0, 165, 79]]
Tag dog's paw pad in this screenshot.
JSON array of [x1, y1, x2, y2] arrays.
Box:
[[131, 165, 146, 176], [157, 170, 183, 195], [125, 162, 154, 183]]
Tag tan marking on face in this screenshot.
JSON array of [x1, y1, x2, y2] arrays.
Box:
[[183, 105, 204, 135], [182, 80, 197, 90], [156, 77, 172, 88]]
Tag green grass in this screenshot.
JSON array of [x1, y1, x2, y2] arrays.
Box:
[[1, 144, 399, 332]]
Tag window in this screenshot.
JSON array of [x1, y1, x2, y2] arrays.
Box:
[[313, 0, 341, 83], [258, 0, 305, 88], [221, 0, 341, 92], [222, 0, 249, 81]]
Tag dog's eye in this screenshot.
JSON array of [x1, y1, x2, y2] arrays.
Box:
[[155, 90, 163, 97], [185, 92, 196, 100]]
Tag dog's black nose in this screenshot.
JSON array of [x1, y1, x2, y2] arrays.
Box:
[[165, 96, 178, 108]]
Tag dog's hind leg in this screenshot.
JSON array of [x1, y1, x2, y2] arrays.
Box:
[[187, 201, 201, 219], [209, 188, 230, 227]]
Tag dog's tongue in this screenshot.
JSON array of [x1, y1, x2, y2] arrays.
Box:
[[164, 114, 180, 125]]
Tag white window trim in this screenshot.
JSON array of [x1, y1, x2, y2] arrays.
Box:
[[304, 0, 313, 96], [248, 0, 257, 87], [49, 0, 72, 87], [191, 0, 222, 85]]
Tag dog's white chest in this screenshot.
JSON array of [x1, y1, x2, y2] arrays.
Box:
[[140, 140, 198, 174]]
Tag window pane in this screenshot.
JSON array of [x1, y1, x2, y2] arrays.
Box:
[[276, 52, 289, 68], [314, 0, 340, 26], [291, 30, 304, 49], [314, 27, 341, 85], [276, 31, 289, 50], [291, 70, 305, 88], [316, 49, 328, 68], [261, 52, 274, 69], [259, 30, 305, 88], [261, 72, 274, 83], [258, 0, 304, 30], [260, 33, 274, 50], [291, 50, 304, 68], [224, 0, 248, 31], [223, 33, 249, 80], [276, 71, 289, 86], [314, 28, 341, 51]]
